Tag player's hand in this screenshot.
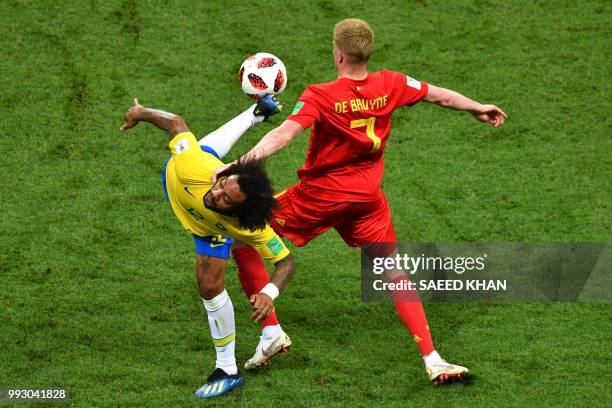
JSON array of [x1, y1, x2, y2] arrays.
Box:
[[119, 98, 144, 131], [471, 104, 508, 127], [211, 162, 234, 183], [250, 293, 274, 323]]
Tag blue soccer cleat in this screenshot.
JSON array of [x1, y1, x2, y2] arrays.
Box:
[[194, 368, 244, 398], [253, 94, 284, 119]]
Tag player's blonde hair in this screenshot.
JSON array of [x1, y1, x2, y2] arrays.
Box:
[[333, 18, 374, 65]]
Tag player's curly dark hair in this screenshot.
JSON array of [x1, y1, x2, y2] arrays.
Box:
[[217, 158, 279, 231]]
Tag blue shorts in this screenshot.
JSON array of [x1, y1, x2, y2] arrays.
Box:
[[161, 145, 234, 259]]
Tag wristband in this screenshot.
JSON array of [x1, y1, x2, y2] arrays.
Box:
[[260, 283, 279, 301]]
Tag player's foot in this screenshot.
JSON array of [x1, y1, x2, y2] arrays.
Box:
[[194, 368, 244, 398], [244, 329, 292, 370], [427, 361, 469, 384], [253, 94, 283, 120]]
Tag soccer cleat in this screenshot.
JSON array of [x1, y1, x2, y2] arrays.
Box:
[[253, 94, 284, 119], [427, 361, 469, 384], [244, 329, 292, 370], [194, 368, 244, 398]]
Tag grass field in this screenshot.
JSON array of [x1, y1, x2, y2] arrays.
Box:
[[1, 0, 611, 406]]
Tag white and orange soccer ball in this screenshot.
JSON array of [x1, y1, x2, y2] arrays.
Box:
[[238, 52, 287, 99]]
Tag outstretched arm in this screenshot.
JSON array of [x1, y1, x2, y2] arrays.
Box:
[[119, 98, 189, 139], [242, 119, 304, 161], [212, 119, 304, 182], [424, 85, 508, 127]]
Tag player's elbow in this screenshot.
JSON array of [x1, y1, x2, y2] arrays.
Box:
[[279, 253, 297, 273], [170, 115, 189, 135], [437, 95, 455, 108], [433, 92, 455, 108], [425, 85, 455, 107]]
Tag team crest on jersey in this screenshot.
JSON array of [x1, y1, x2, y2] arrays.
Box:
[[215, 223, 226, 231], [292, 101, 304, 115], [406, 76, 421, 90]]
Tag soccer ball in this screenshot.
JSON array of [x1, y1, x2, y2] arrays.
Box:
[[238, 52, 287, 99]]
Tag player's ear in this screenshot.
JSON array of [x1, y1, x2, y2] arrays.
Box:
[[332, 44, 342, 65], [338, 50, 346, 65]]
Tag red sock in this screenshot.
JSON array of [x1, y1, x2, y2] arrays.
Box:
[[232, 245, 279, 328], [390, 275, 435, 356]]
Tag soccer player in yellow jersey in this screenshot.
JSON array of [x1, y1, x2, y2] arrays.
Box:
[[120, 97, 295, 398]]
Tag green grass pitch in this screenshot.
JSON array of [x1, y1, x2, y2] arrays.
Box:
[[0, 0, 610, 406]]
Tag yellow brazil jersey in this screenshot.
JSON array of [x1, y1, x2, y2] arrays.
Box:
[[165, 132, 289, 264]]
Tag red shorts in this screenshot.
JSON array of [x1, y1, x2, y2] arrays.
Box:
[[270, 184, 397, 250]]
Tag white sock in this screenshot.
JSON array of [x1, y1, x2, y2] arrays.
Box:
[[261, 324, 282, 341], [202, 290, 237, 375], [423, 350, 444, 367], [198, 105, 259, 159]]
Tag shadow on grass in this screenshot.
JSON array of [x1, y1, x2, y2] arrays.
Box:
[[435, 373, 476, 387]]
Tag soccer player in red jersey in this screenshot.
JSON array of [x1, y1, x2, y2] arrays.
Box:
[[217, 18, 507, 382]]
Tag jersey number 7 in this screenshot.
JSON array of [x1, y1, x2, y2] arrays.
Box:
[[350, 117, 381, 152]]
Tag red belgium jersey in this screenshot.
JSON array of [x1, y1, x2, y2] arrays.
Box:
[[287, 70, 428, 202]]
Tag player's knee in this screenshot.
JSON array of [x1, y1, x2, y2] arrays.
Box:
[[196, 271, 224, 299], [198, 282, 224, 299]]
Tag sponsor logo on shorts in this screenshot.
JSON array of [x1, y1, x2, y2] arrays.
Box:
[[209, 235, 228, 247]]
